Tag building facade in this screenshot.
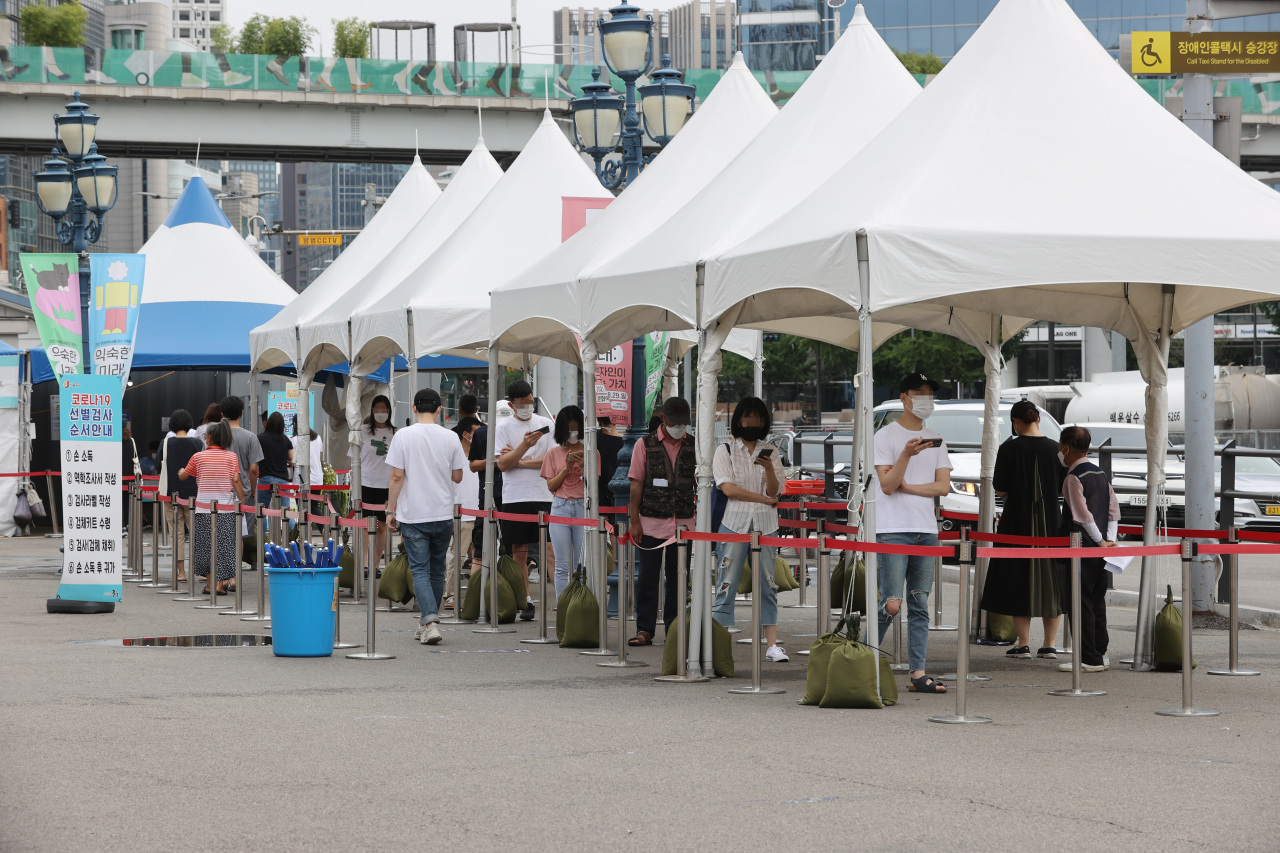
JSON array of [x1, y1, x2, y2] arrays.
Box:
[[739, 0, 827, 71], [552, 6, 669, 67], [669, 0, 735, 70], [169, 0, 222, 51]]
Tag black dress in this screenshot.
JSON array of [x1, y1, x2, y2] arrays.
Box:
[[980, 434, 1065, 618]]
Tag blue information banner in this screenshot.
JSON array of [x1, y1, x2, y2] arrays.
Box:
[[88, 254, 145, 387], [54, 373, 124, 603]]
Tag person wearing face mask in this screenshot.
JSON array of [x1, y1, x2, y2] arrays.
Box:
[[539, 405, 600, 597], [1056, 425, 1120, 673], [711, 396, 789, 662], [626, 397, 697, 646], [360, 395, 397, 571], [979, 400, 1066, 660], [873, 373, 952, 694], [495, 380, 556, 621]]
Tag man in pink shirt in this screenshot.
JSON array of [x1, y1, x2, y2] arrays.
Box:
[[626, 397, 695, 646]]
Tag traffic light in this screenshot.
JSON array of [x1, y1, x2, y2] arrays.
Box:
[[6, 198, 19, 230]]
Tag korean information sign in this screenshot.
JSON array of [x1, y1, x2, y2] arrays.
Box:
[[1132, 32, 1280, 74]]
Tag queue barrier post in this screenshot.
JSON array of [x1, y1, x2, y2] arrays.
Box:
[[139, 489, 165, 588], [1157, 539, 1218, 718], [1049, 532, 1105, 698], [340, 502, 364, 606], [939, 525, 991, 684], [221, 503, 257, 616], [194, 501, 232, 610], [929, 536, 992, 725], [655, 533, 708, 683], [441, 507, 476, 625], [348, 517, 394, 661], [930, 504, 957, 632], [784, 498, 815, 610], [157, 497, 186, 595], [521, 512, 556, 644], [124, 483, 144, 581], [173, 500, 204, 602], [729, 532, 785, 695], [45, 470, 61, 538], [600, 516, 646, 667], [330, 509, 362, 650], [475, 511, 516, 634], [581, 517, 617, 656], [891, 605, 908, 672], [1208, 526, 1261, 677], [242, 504, 271, 622]]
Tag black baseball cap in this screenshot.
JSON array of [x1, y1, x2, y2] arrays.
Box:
[[899, 372, 940, 395], [661, 396, 691, 425], [413, 388, 442, 412]]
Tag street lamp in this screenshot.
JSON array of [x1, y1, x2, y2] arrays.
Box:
[[32, 92, 118, 359], [570, 3, 695, 190]]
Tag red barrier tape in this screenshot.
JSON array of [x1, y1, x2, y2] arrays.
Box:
[[194, 501, 210, 510], [460, 508, 489, 518], [157, 495, 171, 503], [1118, 525, 1145, 536], [174, 498, 190, 508], [775, 502, 802, 511], [306, 513, 330, 525], [976, 544, 1182, 559], [360, 503, 386, 511], [759, 535, 822, 549], [825, 539, 955, 557], [939, 530, 961, 541], [941, 510, 979, 521], [1198, 543, 1280, 556], [261, 508, 283, 519], [546, 515, 598, 528], [1239, 529, 1280, 543], [678, 530, 752, 544], [1113, 524, 1228, 540], [777, 518, 819, 530], [239, 504, 258, 514], [969, 531, 1071, 546], [822, 522, 859, 536], [337, 515, 372, 529], [597, 506, 627, 515], [492, 510, 540, 523], [307, 484, 349, 491], [806, 502, 848, 512]]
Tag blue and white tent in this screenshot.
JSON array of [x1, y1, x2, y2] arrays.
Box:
[[135, 176, 298, 369]]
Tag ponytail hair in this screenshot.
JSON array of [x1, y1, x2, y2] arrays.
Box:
[[206, 418, 233, 450]]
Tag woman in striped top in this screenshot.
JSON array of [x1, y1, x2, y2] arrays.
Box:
[[179, 419, 244, 593]]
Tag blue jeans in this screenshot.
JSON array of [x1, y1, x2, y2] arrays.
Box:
[[712, 522, 778, 629], [257, 474, 295, 530], [876, 531, 937, 673], [402, 520, 452, 625], [550, 496, 585, 599]]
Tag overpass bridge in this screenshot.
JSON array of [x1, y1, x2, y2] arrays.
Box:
[[3, 46, 1280, 169]]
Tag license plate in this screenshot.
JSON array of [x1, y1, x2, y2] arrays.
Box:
[[1266, 506, 1280, 516], [1129, 495, 1171, 507]]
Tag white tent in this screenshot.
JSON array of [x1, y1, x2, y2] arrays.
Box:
[[708, 0, 1280, 669], [249, 155, 442, 375], [489, 53, 778, 363]]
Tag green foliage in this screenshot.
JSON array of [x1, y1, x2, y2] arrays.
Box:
[[19, 1, 87, 47], [229, 13, 314, 56], [234, 13, 269, 54], [332, 17, 372, 59], [211, 23, 237, 54], [872, 330, 1021, 392], [894, 49, 945, 75]]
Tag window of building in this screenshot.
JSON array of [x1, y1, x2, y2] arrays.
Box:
[[179, 28, 190, 38], [178, 10, 189, 20], [209, 11, 219, 21]]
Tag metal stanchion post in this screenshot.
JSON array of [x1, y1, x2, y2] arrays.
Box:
[[930, 538, 992, 724], [45, 470, 61, 537], [174, 502, 203, 601], [730, 532, 784, 695], [221, 503, 256, 616], [125, 484, 144, 581], [891, 608, 908, 672], [940, 525, 991, 683], [474, 514, 516, 634], [798, 542, 829, 658], [194, 502, 231, 610], [1209, 527, 1260, 677], [930, 505, 956, 631], [1050, 532, 1105, 698], [785, 498, 814, 609], [342, 501, 364, 606], [139, 491, 165, 588], [655, 535, 708, 683], [243, 504, 270, 622], [332, 509, 362, 650], [158, 498, 186, 595], [601, 515, 646, 667], [442, 508, 475, 626], [582, 519, 617, 656], [348, 518, 394, 660], [1157, 540, 1218, 717], [522, 512, 556, 644]]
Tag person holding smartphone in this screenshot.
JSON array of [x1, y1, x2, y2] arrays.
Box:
[[711, 396, 789, 662], [495, 380, 556, 620], [540, 405, 599, 597]]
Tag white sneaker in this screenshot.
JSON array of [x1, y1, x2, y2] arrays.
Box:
[[422, 623, 442, 645], [181, 72, 208, 88], [1058, 661, 1105, 672], [765, 644, 789, 663], [413, 624, 428, 642]]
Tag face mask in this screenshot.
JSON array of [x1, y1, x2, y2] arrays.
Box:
[[373, 412, 389, 424], [909, 395, 935, 420], [665, 424, 688, 440], [514, 405, 534, 420], [738, 426, 766, 442], [1057, 450, 1067, 467], [567, 431, 579, 443]]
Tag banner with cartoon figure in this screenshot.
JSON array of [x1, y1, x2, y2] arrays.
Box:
[[642, 331, 670, 425], [54, 373, 123, 604], [20, 253, 84, 377], [88, 254, 145, 385]]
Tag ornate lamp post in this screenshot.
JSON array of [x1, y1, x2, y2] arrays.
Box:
[[569, 3, 695, 191], [33, 92, 119, 359]]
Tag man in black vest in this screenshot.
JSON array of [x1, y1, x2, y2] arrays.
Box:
[[625, 397, 696, 646]]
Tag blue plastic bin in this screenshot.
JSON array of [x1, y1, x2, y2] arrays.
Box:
[[266, 566, 339, 657]]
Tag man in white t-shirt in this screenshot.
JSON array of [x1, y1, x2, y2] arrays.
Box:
[[386, 389, 467, 646], [493, 379, 555, 620], [873, 372, 952, 695]]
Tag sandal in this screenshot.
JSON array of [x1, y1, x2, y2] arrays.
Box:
[[908, 675, 947, 694], [628, 630, 653, 647]]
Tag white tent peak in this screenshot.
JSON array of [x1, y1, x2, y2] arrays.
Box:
[[729, 50, 746, 67], [849, 3, 867, 26]]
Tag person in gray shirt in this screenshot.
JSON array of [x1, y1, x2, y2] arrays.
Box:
[[220, 395, 263, 563]]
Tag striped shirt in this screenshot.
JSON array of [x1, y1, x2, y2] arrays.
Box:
[[712, 437, 784, 535], [185, 448, 240, 513]]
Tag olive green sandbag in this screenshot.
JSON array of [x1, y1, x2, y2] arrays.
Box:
[[660, 610, 735, 677], [737, 555, 799, 594], [987, 611, 1018, 643], [484, 572, 519, 624], [460, 567, 484, 621], [801, 628, 848, 705], [497, 553, 527, 603], [831, 555, 867, 612], [556, 568, 585, 642], [377, 546, 412, 605], [1155, 584, 1196, 671], [559, 575, 600, 648], [819, 639, 898, 709], [337, 547, 356, 590]]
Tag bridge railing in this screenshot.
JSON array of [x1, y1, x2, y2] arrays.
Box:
[[0, 45, 820, 103]]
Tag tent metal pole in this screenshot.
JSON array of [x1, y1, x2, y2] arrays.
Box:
[[1133, 285, 1176, 672], [296, 329, 311, 545], [475, 347, 511, 632], [753, 331, 764, 399], [580, 342, 603, 639], [855, 231, 879, 695], [972, 315, 1002, 644], [407, 309, 421, 401]]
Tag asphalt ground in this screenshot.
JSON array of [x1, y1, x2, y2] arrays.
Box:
[[2, 535, 1279, 852]]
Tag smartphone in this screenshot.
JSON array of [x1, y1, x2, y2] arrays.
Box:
[[757, 446, 775, 457], [536, 425, 551, 435], [920, 438, 942, 448]]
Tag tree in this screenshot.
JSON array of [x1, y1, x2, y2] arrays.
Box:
[[333, 17, 371, 59], [234, 13, 269, 54], [211, 23, 237, 53], [262, 16, 316, 57], [19, 1, 87, 47], [873, 329, 1022, 396], [894, 49, 945, 75]]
